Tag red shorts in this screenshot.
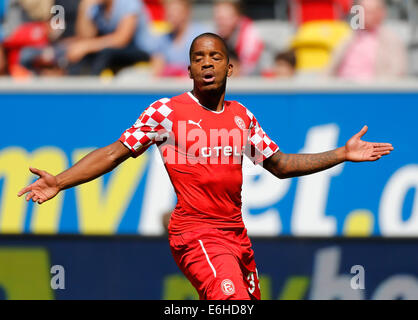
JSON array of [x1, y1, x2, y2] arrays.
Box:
[[168, 227, 261, 300]]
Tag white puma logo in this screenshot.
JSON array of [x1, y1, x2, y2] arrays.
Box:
[[188, 119, 202, 129]]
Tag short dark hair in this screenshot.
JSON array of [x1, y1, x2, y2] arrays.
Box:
[[275, 50, 297, 68], [189, 32, 229, 62]]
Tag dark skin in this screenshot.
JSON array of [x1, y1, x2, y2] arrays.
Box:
[[264, 126, 394, 179], [17, 36, 394, 204], [188, 36, 233, 112], [189, 37, 394, 178]]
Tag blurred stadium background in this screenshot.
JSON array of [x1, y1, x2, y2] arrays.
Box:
[[0, 0, 418, 300]]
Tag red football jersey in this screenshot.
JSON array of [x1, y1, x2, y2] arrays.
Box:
[[119, 92, 279, 234]]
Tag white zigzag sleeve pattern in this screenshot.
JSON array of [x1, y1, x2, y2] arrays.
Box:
[[119, 98, 174, 158], [245, 107, 279, 165]]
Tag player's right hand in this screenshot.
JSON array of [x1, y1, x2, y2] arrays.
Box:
[[17, 167, 60, 204]]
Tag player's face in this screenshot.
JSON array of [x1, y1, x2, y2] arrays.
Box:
[[188, 37, 233, 92]]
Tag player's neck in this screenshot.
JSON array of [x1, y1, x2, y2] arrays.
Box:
[[191, 88, 225, 113]]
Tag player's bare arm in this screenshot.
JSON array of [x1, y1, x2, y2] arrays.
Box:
[[17, 141, 133, 204], [263, 125, 394, 179]]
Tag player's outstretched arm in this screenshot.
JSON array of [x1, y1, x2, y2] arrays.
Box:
[[17, 141, 132, 204], [263, 126, 394, 179]]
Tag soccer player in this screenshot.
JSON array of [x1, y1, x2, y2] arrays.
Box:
[[18, 33, 393, 300]]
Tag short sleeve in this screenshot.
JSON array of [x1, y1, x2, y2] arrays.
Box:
[[119, 98, 174, 158], [88, 0, 141, 31], [244, 108, 279, 165], [117, 0, 141, 18], [87, 4, 100, 21]]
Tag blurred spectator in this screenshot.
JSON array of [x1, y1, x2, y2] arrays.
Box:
[[152, 0, 207, 77], [18, 0, 81, 76], [67, 0, 158, 75], [4, 21, 49, 77], [0, 0, 6, 75], [144, 0, 165, 22], [2, 0, 43, 37], [1, 0, 54, 77], [54, 0, 82, 39], [214, 0, 264, 76], [273, 49, 296, 78], [0, 0, 5, 37], [0, 46, 5, 75], [327, 0, 407, 81]]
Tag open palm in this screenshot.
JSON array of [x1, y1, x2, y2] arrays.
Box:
[[345, 126, 394, 162], [17, 167, 60, 204]]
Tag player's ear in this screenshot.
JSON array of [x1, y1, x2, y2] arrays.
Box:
[[188, 65, 192, 79], [227, 62, 233, 78]]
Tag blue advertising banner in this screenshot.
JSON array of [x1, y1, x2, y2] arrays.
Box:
[[0, 91, 417, 236], [0, 236, 417, 300]]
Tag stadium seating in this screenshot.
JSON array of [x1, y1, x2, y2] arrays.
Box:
[[290, 20, 351, 71]]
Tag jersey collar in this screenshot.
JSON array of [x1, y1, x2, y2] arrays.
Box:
[[187, 91, 225, 114]]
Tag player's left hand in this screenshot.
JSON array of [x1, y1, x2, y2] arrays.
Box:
[[345, 125, 394, 162]]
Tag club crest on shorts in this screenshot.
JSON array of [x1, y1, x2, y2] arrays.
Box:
[[221, 279, 235, 295], [234, 116, 246, 130]]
